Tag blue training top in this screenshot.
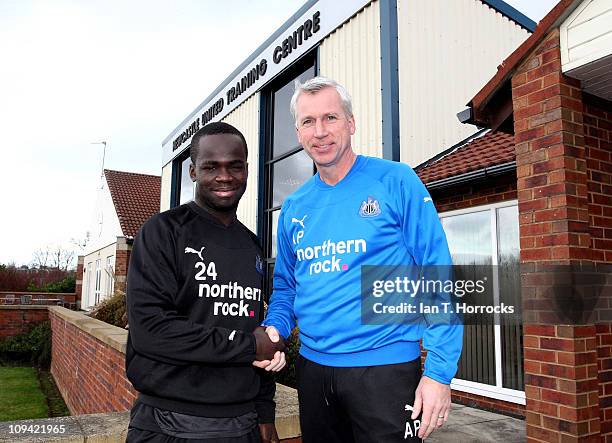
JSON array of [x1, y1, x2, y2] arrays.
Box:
[[264, 155, 463, 384]]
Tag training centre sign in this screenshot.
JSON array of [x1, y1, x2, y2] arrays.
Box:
[[162, 0, 371, 165]]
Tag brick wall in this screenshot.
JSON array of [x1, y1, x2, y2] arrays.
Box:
[[511, 28, 610, 442], [584, 94, 612, 264], [48, 307, 302, 440], [430, 173, 517, 213], [452, 391, 525, 418], [0, 306, 48, 339], [49, 308, 137, 415], [584, 93, 612, 439], [0, 291, 76, 305], [114, 238, 131, 291], [75, 256, 84, 309]]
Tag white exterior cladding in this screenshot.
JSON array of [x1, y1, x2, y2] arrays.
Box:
[[319, 0, 383, 157], [221, 94, 260, 232], [560, 0, 612, 102], [160, 163, 172, 212], [397, 0, 530, 166]]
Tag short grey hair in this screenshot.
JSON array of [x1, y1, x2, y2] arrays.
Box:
[[290, 76, 353, 126]]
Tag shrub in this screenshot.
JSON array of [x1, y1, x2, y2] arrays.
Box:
[[0, 322, 52, 368], [89, 290, 127, 328], [27, 275, 76, 293]]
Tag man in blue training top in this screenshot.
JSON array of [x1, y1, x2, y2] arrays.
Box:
[[262, 77, 463, 442]]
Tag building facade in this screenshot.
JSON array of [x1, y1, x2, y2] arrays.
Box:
[[81, 170, 160, 310]]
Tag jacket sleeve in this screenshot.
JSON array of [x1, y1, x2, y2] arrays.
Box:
[[254, 369, 276, 424], [400, 167, 463, 385], [127, 216, 257, 365], [262, 204, 297, 339]]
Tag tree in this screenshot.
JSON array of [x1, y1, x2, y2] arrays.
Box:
[[50, 246, 74, 271], [31, 245, 75, 271], [31, 247, 51, 269]]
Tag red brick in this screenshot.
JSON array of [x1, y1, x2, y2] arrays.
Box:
[[516, 126, 546, 143], [522, 248, 552, 261], [528, 85, 562, 106], [531, 133, 563, 150]]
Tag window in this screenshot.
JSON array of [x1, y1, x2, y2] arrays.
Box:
[[172, 150, 195, 207], [94, 259, 102, 305], [261, 54, 317, 296], [85, 262, 92, 308], [440, 201, 524, 404], [105, 255, 114, 298]]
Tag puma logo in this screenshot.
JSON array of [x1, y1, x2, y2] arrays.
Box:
[[291, 215, 307, 229], [185, 246, 206, 261]]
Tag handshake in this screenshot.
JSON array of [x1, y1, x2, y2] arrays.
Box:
[[252, 326, 287, 372]]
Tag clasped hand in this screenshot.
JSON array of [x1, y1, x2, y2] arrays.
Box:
[[252, 326, 286, 372]]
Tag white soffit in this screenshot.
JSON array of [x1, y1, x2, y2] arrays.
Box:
[[560, 0, 612, 101]]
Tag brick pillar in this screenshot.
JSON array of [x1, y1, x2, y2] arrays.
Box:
[[115, 237, 131, 292], [512, 29, 600, 441], [75, 256, 84, 309]]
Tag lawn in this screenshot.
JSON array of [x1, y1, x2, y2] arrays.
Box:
[[0, 367, 48, 421]]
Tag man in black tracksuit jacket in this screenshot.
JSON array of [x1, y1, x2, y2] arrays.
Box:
[[125, 122, 285, 442]]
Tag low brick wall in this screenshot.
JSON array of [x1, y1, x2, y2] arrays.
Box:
[[452, 391, 525, 418], [0, 306, 49, 339], [49, 307, 137, 414], [0, 291, 76, 306], [48, 307, 301, 441]]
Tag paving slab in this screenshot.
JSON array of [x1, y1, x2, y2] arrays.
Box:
[[428, 403, 526, 443]]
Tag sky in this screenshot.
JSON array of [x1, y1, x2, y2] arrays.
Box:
[[0, 0, 558, 267]]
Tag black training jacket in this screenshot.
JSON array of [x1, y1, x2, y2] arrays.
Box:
[[125, 201, 274, 422]]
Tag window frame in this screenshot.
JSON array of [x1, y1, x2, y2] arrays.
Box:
[[94, 259, 102, 305], [171, 149, 194, 208], [259, 51, 318, 297], [105, 255, 114, 298], [440, 199, 525, 405]]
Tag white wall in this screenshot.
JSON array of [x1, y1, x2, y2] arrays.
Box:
[[82, 242, 117, 310], [319, 0, 383, 157], [85, 177, 123, 255], [397, 0, 530, 166], [222, 93, 260, 232]]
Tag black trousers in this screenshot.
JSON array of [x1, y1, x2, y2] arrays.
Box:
[[296, 355, 423, 443], [126, 427, 261, 443]]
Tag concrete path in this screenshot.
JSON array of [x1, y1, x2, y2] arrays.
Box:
[[0, 402, 527, 442], [428, 403, 526, 442]]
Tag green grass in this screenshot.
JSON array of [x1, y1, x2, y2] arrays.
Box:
[[38, 370, 70, 417], [0, 367, 48, 421]]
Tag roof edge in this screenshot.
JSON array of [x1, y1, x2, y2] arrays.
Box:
[[415, 128, 489, 171], [425, 161, 516, 190], [104, 169, 161, 179], [162, 0, 319, 146], [479, 0, 536, 32], [469, 0, 582, 118]]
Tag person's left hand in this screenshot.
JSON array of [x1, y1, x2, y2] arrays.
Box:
[[410, 375, 451, 439], [259, 423, 280, 443]]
